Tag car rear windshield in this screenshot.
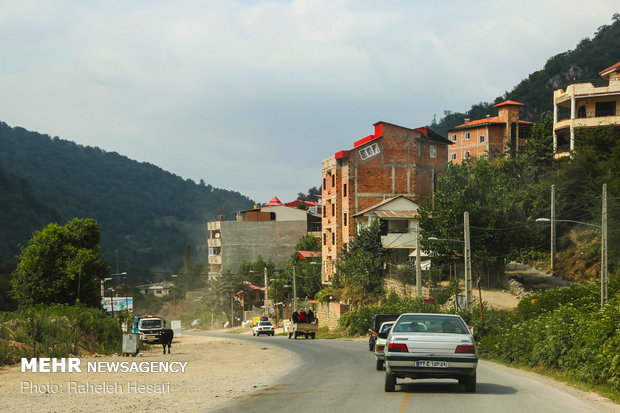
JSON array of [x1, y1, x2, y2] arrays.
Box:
[[258, 322, 272, 326], [380, 323, 394, 334], [393, 315, 468, 334]]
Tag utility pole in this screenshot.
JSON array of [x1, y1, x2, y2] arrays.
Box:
[[551, 184, 556, 276], [292, 266, 297, 312], [416, 222, 422, 297], [601, 183, 608, 308], [231, 295, 234, 327], [264, 266, 268, 316], [464, 211, 473, 311]]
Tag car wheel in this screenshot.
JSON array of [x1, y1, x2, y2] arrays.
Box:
[[464, 372, 476, 393], [288, 332, 292, 339], [294, 331, 298, 339], [376, 359, 383, 371], [311, 332, 316, 339], [384, 373, 396, 392]]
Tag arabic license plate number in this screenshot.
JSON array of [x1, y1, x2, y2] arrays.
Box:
[[415, 361, 448, 368]]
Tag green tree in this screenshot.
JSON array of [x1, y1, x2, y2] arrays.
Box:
[[418, 158, 532, 265], [334, 220, 386, 307], [11, 218, 108, 308], [292, 234, 322, 299]]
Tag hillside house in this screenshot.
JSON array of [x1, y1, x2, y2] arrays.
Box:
[[448, 100, 533, 163], [553, 61, 620, 156]]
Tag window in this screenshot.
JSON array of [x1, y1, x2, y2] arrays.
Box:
[[430, 145, 437, 158], [464, 151, 470, 159], [323, 206, 326, 218], [331, 203, 335, 216], [332, 174, 335, 187], [323, 233, 326, 245], [596, 101, 616, 117], [343, 242, 348, 251], [343, 183, 347, 197], [479, 135, 485, 143], [332, 232, 335, 245], [577, 105, 586, 118], [323, 177, 326, 190], [464, 131, 470, 140], [359, 143, 381, 160], [451, 153, 457, 161], [343, 213, 347, 226], [451, 134, 457, 142]]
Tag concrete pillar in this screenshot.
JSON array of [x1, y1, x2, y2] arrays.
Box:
[[553, 102, 558, 152]]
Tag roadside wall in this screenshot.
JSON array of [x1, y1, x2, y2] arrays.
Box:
[[317, 302, 350, 330]]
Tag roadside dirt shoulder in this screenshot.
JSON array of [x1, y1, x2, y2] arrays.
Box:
[[0, 334, 294, 412]]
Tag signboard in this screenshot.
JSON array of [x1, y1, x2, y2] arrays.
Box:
[[171, 320, 182, 337], [101, 297, 133, 313]]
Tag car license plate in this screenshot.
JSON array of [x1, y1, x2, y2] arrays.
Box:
[[415, 361, 448, 368]]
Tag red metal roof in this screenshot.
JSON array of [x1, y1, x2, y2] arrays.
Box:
[[353, 134, 379, 148], [493, 100, 525, 107], [285, 200, 320, 208], [298, 251, 321, 259], [265, 196, 283, 206], [334, 150, 349, 159], [453, 117, 533, 129]]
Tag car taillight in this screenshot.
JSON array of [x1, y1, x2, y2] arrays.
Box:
[[376, 345, 385, 351], [388, 343, 408, 352], [455, 345, 475, 353], [258, 328, 262, 330]]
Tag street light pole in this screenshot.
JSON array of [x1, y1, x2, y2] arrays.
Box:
[[292, 266, 297, 313], [601, 183, 608, 307], [416, 222, 422, 297], [464, 211, 473, 311], [264, 266, 268, 316], [551, 184, 556, 276]]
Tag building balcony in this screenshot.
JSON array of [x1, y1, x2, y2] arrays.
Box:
[[554, 114, 620, 132], [208, 255, 222, 265], [554, 79, 619, 105], [207, 221, 221, 231], [207, 238, 222, 247], [381, 232, 416, 249]]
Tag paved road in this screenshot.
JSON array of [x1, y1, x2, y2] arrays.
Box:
[[193, 332, 611, 413]]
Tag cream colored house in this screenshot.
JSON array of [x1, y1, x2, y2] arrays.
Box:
[[553, 61, 620, 156], [352, 195, 430, 270]]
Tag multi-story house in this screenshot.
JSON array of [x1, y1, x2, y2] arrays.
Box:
[[448, 100, 533, 164], [320, 121, 451, 284], [553, 61, 620, 156], [352, 195, 430, 270], [207, 197, 321, 277]]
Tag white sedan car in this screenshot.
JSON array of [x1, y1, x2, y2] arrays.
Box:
[[383, 313, 478, 392], [252, 320, 275, 336], [373, 321, 395, 370]]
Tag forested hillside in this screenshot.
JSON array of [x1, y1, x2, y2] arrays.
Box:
[[431, 15, 620, 135], [0, 121, 254, 280]]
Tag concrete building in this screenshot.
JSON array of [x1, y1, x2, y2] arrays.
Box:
[[352, 195, 430, 271], [553, 61, 620, 156], [321, 121, 451, 284], [448, 100, 533, 163], [207, 198, 321, 276]]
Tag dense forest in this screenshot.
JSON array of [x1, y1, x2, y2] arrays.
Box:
[[0, 121, 254, 283], [431, 14, 620, 136]]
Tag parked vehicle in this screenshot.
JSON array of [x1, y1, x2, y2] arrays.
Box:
[[373, 321, 395, 370], [368, 314, 399, 351], [288, 322, 318, 339], [252, 320, 275, 336], [383, 313, 478, 393], [132, 314, 165, 343]]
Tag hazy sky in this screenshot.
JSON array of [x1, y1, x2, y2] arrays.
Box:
[[0, 1, 616, 203]]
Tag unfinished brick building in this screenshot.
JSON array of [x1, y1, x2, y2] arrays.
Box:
[[320, 121, 451, 284]]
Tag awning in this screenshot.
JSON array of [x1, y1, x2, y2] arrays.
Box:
[[298, 251, 321, 259], [374, 210, 419, 219]]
